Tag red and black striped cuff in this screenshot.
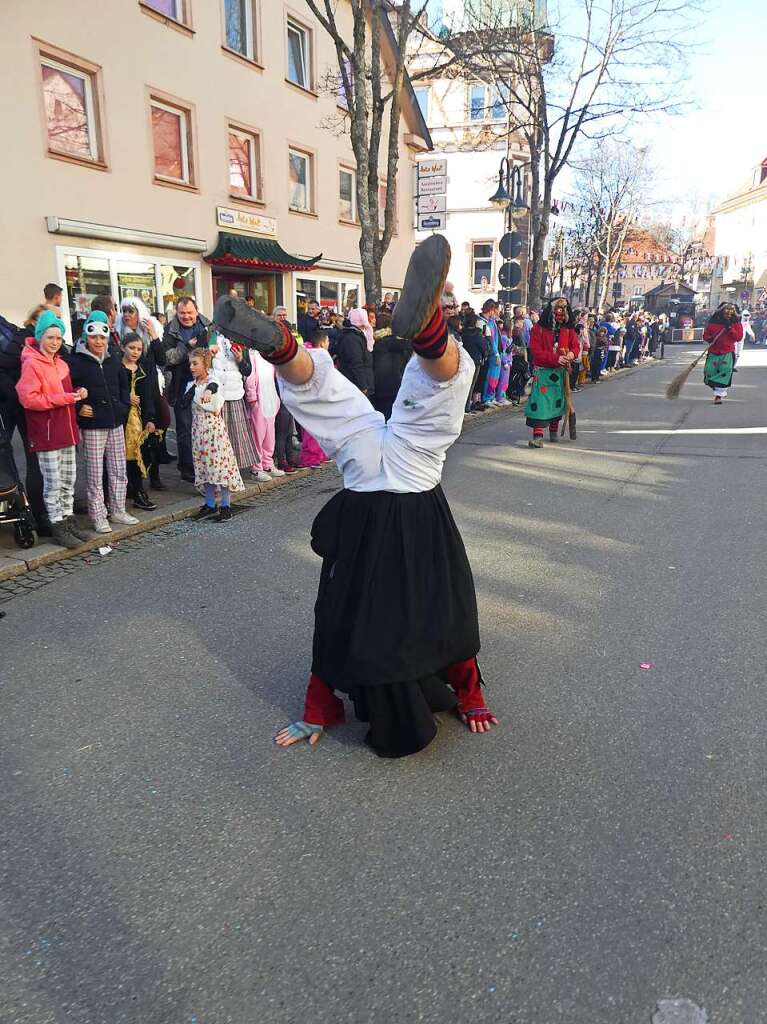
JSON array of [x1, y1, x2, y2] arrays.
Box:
[[263, 323, 299, 366], [412, 306, 448, 360]]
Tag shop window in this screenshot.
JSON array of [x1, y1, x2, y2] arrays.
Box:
[[471, 242, 494, 288], [320, 281, 340, 310], [159, 265, 196, 317], [116, 261, 158, 311], [64, 254, 111, 334], [141, 0, 189, 23], [289, 148, 314, 213], [229, 125, 262, 200], [339, 167, 356, 223], [223, 0, 258, 60], [286, 18, 312, 90], [39, 50, 105, 165]]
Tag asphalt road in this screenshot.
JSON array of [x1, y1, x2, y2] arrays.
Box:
[[3, 348, 767, 1024]]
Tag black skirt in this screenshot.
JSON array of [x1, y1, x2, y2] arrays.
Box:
[[310, 485, 480, 756]]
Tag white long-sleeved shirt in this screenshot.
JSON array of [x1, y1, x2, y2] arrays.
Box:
[[280, 345, 473, 493]]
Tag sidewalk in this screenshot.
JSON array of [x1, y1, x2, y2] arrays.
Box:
[[0, 359, 653, 582]]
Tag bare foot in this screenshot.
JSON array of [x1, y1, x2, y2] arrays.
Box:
[[274, 722, 323, 747]]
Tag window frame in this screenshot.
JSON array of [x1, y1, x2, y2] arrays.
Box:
[[55, 244, 203, 341], [471, 240, 495, 289], [285, 12, 314, 94], [227, 120, 263, 204], [338, 165, 357, 224], [147, 89, 198, 191], [139, 0, 194, 34], [35, 40, 108, 170], [288, 145, 315, 215], [221, 0, 261, 65]]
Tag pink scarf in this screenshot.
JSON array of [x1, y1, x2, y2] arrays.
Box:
[[349, 308, 375, 352]]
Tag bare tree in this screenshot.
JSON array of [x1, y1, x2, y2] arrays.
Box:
[[303, 1, 454, 304], [440, 0, 701, 308], [569, 142, 654, 312]]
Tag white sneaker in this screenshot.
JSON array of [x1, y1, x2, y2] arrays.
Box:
[[93, 518, 112, 534], [268, 467, 286, 478], [110, 511, 139, 526], [253, 470, 271, 483]]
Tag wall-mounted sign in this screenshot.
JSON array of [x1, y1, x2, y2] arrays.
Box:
[[417, 195, 446, 214], [216, 206, 277, 237], [417, 175, 447, 196], [418, 158, 447, 178], [418, 213, 447, 232]]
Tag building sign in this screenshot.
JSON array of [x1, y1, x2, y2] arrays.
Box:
[[417, 195, 446, 214], [418, 213, 447, 232], [216, 206, 277, 237], [417, 175, 447, 196], [417, 158, 447, 178]]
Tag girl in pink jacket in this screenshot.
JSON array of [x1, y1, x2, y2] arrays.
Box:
[[15, 310, 88, 549]]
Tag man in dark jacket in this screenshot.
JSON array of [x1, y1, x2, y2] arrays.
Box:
[[162, 296, 212, 482], [69, 311, 137, 532], [297, 301, 321, 346], [460, 312, 488, 413], [336, 319, 373, 396]]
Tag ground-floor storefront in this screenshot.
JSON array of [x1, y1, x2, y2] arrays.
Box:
[[43, 222, 376, 340]]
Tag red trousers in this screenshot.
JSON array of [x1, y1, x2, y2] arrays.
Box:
[[302, 658, 485, 726]]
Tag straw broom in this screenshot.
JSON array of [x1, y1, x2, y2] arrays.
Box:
[[665, 347, 711, 400], [559, 367, 577, 438], [666, 328, 726, 400]]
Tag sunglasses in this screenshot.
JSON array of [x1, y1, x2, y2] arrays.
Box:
[[85, 321, 110, 337]]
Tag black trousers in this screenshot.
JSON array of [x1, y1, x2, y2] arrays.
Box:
[[274, 405, 298, 467], [474, 357, 491, 403]]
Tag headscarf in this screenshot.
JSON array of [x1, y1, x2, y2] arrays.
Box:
[[349, 307, 375, 352], [709, 301, 741, 326], [34, 309, 66, 342], [115, 296, 162, 352]]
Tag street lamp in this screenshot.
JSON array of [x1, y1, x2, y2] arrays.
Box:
[[489, 156, 528, 221]]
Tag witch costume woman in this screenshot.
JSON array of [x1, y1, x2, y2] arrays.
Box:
[[702, 303, 744, 404], [526, 297, 580, 448], [213, 236, 497, 758]]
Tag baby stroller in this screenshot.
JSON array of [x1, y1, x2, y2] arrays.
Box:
[[0, 411, 37, 549]]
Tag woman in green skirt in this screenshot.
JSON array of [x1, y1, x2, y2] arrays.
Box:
[[703, 303, 743, 404], [526, 297, 579, 447]]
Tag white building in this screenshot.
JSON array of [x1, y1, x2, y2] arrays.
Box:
[[710, 158, 767, 309], [408, 51, 530, 306]]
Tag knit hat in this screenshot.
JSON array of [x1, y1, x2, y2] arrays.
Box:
[[34, 309, 66, 341], [82, 310, 110, 338]]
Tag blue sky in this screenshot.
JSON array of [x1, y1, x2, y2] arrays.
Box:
[[428, 0, 767, 217]]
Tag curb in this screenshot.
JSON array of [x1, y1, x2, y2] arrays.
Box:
[[0, 359, 651, 582], [0, 469, 315, 583]]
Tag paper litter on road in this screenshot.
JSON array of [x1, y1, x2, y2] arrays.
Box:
[[652, 998, 707, 1024], [98, 546, 112, 556]]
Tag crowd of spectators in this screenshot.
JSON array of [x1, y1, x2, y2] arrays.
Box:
[[2, 278, 764, 552]]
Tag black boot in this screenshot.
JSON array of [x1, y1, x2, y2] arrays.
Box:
[[149, 467, 167, 490], [133, 490, 158, 511]]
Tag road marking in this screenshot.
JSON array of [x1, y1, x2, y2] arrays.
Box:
[[609, 427, 767, 435]]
